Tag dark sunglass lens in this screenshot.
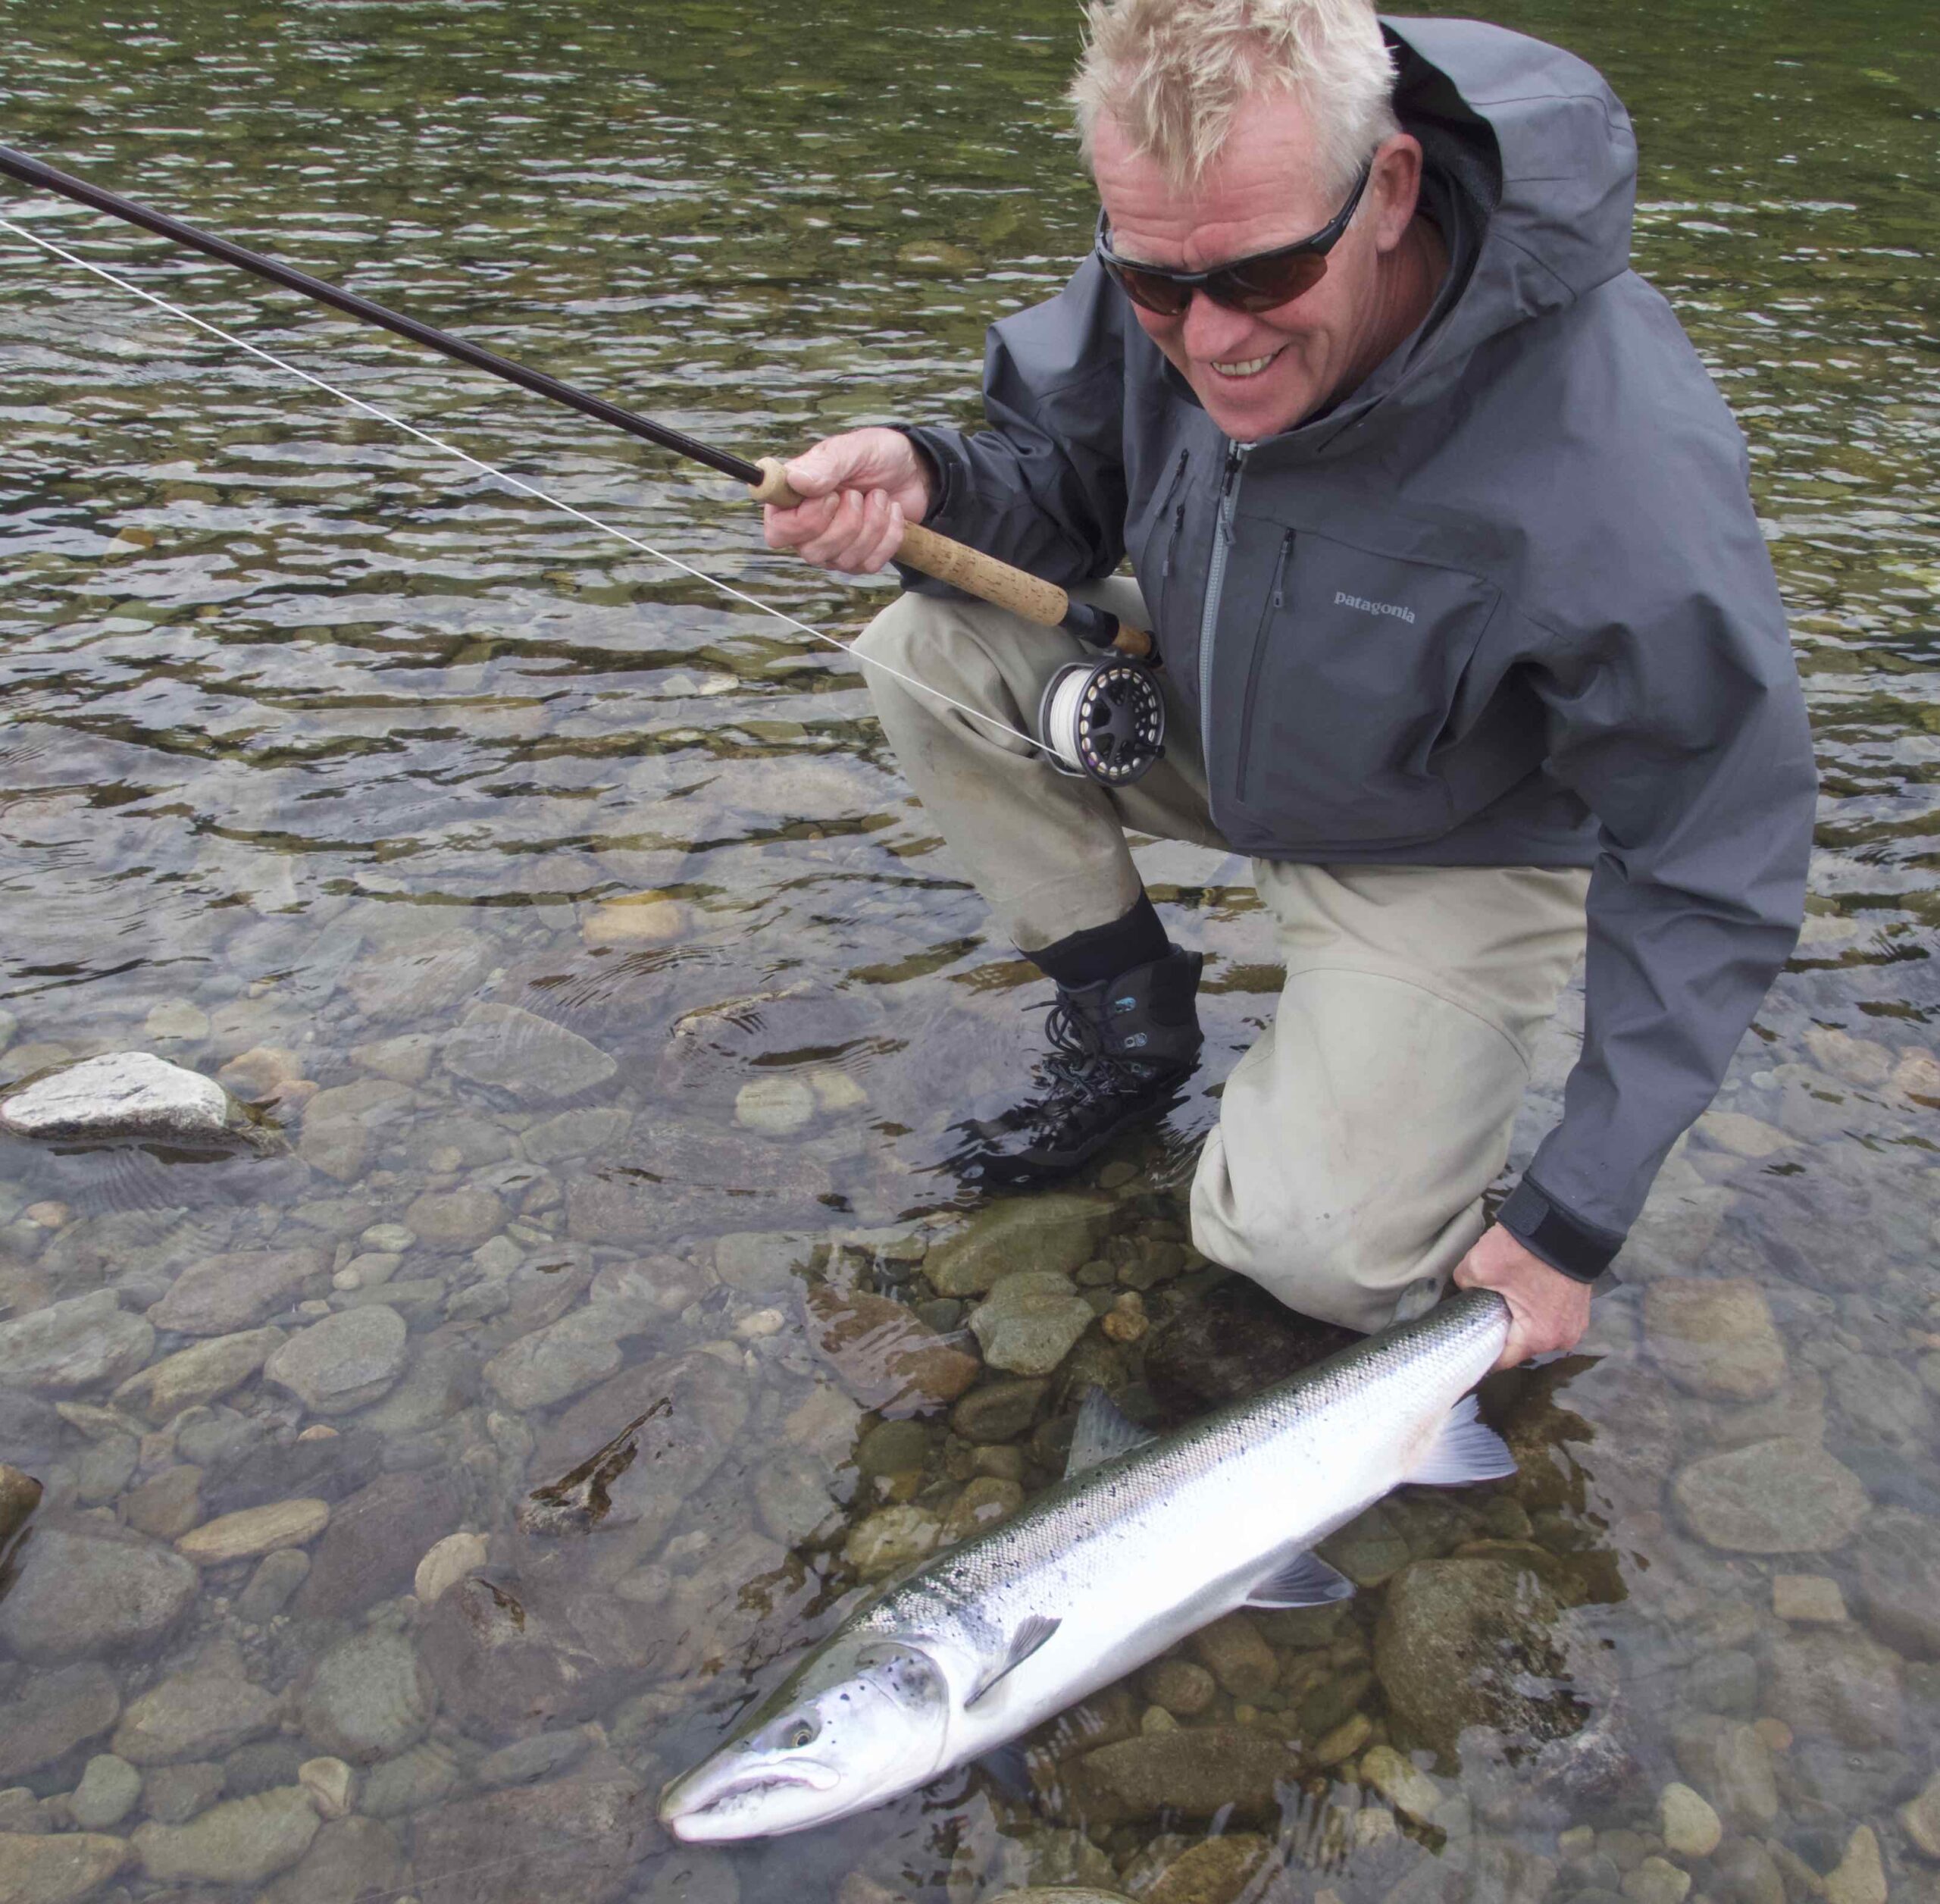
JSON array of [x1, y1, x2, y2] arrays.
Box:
[[1219, 251, 1330, 313], [1114, 265, 1193, 318]]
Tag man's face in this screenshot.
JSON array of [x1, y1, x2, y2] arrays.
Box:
[[1093, 88, 1421, 440]]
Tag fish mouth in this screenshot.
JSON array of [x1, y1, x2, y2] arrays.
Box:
[[659, 1757, 843, 1837]]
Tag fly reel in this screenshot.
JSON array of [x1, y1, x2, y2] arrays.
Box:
[[1037, 656, 1166, 785]]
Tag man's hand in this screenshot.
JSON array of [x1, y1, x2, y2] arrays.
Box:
[[1453, 1222, 1591, 1370], [761, 427, 933, 576]]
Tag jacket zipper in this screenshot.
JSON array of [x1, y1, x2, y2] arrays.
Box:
[[1234, 530, 1295, 790], [1197, 441, 1251, 776], [1159, 448, 1191, 580]]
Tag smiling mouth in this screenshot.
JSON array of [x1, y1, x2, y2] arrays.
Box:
[[1210, 348, 1282, 380]]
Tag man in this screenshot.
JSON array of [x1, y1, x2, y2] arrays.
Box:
[[763, 0, 1816, 1368]]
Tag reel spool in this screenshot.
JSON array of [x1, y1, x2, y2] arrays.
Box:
[[1037, 656, 1166, 785]]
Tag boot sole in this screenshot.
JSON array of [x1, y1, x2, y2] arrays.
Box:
[[955, 1076, 1191, 1189]]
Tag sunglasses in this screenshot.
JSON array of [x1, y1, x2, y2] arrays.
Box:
[[1095, 158, 1373, 318]]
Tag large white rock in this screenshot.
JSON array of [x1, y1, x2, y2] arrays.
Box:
[[0, 1051, 237, 1143]]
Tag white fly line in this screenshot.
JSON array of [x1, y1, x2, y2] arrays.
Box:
[[0, 212, 1045, 753]]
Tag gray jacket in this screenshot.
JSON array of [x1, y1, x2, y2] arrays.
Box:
[[903, 16, 1816, 1278]]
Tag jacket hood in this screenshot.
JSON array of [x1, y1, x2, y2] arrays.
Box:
[[1387, 16, 1636, 351], [1243, 17, 1639, 446]]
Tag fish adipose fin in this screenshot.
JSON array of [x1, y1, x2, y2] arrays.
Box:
[[965, 1614, 1062, 1708], [1247, 1550, 1356, 1608], [1406, 1392, 1516, 1487], [1065, 1387, 1156, 1478]]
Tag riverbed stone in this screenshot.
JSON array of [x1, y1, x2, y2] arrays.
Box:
[[1671, 1439, 1867, 1552], [1141, 1659, 1217, 1718], [0, 1519, 197, 1659], [483, 1305, 626, 1411], [359, 1740, 461, 1818], [259, 1815, 406, 1904], [1191, 1613, 1279, 1703], [521, 1105, 630, 1166], [0, 1664, 122, 1780], [112, 1658, 280, 1765], [1765, 1627, 1904, 1748], [0, 1289, 153, 1394], [925, 1195, 1116, 1298], [0, 1051, 234, 1143], [1360, 1744, 1443, 1823], [140, 1757, 223, 1823], [414, 1530, 490, 1605], [1851, 1508, 1940, 1658], [806, 1282, 979, 1414], [298, 1079, 412, 1181], [264, 1305, 408, 1414], [1671, 1716, 1777, 1828], [1069, 1725, 1293, 1824], [411, 1766, 659, 1904], [1644, 1280, 1787, 1401], [1, 1460, 41, 1544], [1143, 1834, 1273, 1904], [1899, 1771, 1940, 1859], [734, 1074, 817, 1135], [0, 1830, 129, 1904], [147, 1248, 327, 1335], [406, 1185, 505, 1253], [1822, 1827, 1886, 1904], [119, 1326, 285, 1419], [237, 1548, 311, 1623], [298, 1629, 435, 1764], [1659, 1782, 1723, 1856], [68, 1754, 141, 1830], [176, 1497, 330, 1564], [845, 1504, 943, 1578], [444, 1003, 617, 1101], [133, 1784, 321, 1884], [1372, 1556, 1582, 1764], [343, 929, 493, 1022], [969, 1270, 1096, 1376], [950, 1377, 1048, 1443], [297, 1466, 466, 1617]]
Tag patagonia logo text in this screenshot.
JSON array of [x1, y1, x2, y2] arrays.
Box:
[[1335, 590, 1416, 625]]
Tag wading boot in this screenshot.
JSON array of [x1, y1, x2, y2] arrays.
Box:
[[955, 947, 1204, 1187]]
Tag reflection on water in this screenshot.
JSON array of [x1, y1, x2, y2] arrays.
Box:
[[1, 0, 1936, 1899]]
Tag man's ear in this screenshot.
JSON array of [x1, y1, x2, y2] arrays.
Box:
[[1370, 133, 1425, 254]]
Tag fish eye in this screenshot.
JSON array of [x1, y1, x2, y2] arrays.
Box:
[[785, 1718, 818, 1749]]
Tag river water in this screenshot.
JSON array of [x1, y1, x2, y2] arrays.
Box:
[[0, 2, 1935, 1902]]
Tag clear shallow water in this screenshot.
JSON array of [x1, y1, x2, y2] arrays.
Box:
[[0, 2, 1935, 1901]]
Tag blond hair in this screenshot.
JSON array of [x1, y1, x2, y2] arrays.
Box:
[[1069, 0, 1400, 193]]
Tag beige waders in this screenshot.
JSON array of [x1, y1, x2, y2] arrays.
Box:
[[854, 578, 1588, 1334]]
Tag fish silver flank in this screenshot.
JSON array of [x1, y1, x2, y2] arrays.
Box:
[[659, 1285, 1513, 1841]]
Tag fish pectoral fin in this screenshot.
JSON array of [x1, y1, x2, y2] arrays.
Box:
[[1065, 1386, 1156, 1478], [1405, 1392, 1517, 1487], [965, 1614, 1062, 1708], [1246, 1549, 1356, 1608]]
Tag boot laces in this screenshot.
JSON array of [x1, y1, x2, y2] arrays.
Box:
[[1025, 995, 1158, 1138]]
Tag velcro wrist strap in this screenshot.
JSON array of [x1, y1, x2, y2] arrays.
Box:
[[1497, 1178, 1622, 1284]]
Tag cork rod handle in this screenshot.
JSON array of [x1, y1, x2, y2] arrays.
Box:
[[749, 456, 1153, 661]]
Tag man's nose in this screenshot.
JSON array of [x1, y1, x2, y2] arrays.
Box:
[[1181, 289, 1262, 359]]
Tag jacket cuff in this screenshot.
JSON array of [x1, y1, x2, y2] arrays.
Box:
[[1497, 1176, 1623, 1284]]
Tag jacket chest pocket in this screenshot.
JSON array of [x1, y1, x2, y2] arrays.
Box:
[[1128, 447, 1211, 672], [1222, 530, 1504, 848]]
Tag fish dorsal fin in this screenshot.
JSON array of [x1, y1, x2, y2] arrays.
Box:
[[965, 1614, 1062, 1708], [1065, 1387, 1156, 1478], [1405, 1392, 1516, 1487], [1246, 1549, 1356, 1609]]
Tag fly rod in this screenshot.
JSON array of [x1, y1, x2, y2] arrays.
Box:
[[0, 142, 1152, 667]]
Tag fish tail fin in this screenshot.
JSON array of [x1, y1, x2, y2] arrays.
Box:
[[1404, 1392, 1516, 1487]]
